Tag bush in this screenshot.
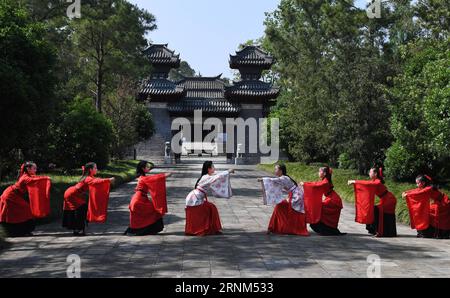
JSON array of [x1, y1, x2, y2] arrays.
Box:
[[338, 153, 357, 170], [384, 141, 424, 181], [53, 98, 114, 169]]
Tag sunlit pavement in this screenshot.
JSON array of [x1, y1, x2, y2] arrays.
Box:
[[1, 157, 450, 278]]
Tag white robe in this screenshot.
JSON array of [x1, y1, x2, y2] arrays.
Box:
[[185, 171, 232, 207], [261, 175, 305, 213]]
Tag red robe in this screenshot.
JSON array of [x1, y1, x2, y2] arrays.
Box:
[[353, 179, 397, 236], [0, 174, 50, 223], [429, 193, 450, 230], [268, 192, 309, 236], [129, 174, 167, 229], [320, 191, 343, 229], [405, 186, 444, 231], [185, 196, 222, 236], [303, 179, 330, 224], [85, 176, 111, 223], [63, 180, 89, 211]]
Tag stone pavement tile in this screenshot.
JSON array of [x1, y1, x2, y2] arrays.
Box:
[[326, 270, 361, 278], [211, 269, 241, 277], [239, 270, 272, 278], [152, 271, 182, 278]]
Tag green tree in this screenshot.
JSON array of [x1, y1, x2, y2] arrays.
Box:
[[69, 0, 156, 112], [169, 60, 196, 81], [264, 0, 405, 173], [0, 0, 57, 177], [134, 104, 155, 142], [384, 0, 449, 180], [385, 38, 450, 180], [104, 79, 154, 158]]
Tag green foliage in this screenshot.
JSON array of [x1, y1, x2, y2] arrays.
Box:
[[169, 61, 196, 81], [53, 98, 114, 169], [0, 0, 57, 177], [135, 104, 155, 141], [338, 153, 357, 170], [386, 38, 450, 180], [384, 141, 423, 180], [263, 0, 394, 173], [104, 81, 155, 159], [69, 0, 156, 112], [0, 1, 158, 178], [263, 0, 449, 180]]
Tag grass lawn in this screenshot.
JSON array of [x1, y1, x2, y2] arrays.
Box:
[[258, 163, 450, 225], [0, 160, 140, 235]]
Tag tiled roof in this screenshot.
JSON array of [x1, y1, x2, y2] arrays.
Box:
[[225, 80, 280, 100], [229, 46, 274, 69], [139, 78, 185, 100], [178, 75, 225, 100], [167, 99, 241, 115], [143, 44, 180, 67]]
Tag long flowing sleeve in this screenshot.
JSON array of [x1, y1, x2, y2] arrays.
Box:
[[86, 178, 111, 223], [202, 171, 232, 199], [26, 176, 52, 218], [303, 179, 329, 223], [142, 174, 168, 215], [261, 177, 286, 206], [186, 171, 232, 206], [353, 180, 378, 224], [405, 187, 433, 230]]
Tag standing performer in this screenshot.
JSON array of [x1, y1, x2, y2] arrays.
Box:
[[258, 164, 308, 236], [403, 175, 450, 239], [302, 167, 345, 236], [348, 167, 397, 237], [125, 161, 171, 236], [0, 162, 51, 237], [185, 161, 234, 236], [62, 162, 114, 236]]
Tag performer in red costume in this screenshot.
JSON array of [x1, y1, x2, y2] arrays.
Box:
[[302, 167, 345, 236], [1, 162, 51, 237], [403, 175, 450, 239], [185, 161, 234, 236], [348, 167, 397, 237], [258, 164, 308, 236], [62, 162, 115, 236], [125, 161, 171, 236]]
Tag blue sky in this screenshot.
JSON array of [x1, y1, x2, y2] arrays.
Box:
[[129, 0, 368, 77]]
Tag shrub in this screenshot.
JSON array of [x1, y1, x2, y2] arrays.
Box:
[[384, 141, 424, 181], [338, 153, 357, 170], [53, 98, 114, 169]]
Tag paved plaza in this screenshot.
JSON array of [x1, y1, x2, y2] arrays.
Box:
[[1, 159, 450, 278]]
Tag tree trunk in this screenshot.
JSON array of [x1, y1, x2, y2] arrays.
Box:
[[96, 66, 103, 113]]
